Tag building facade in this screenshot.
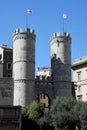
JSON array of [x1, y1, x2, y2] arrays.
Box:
[[0, 46, 13, 106], [0, 45, 12, 78], [72, 58, 87, 101]]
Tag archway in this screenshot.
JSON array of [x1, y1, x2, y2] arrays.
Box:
[[37, 93, 50, 111]]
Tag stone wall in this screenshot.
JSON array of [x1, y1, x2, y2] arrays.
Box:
[[0, 78, 13, 105]]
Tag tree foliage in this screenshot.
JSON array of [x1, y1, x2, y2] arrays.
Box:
[[29, 102, 44, 121], [21, 102, 44, 130], [21, 105, 29, 118], [21, 97, 87, 130], [80, 102, 87, 130], [38, 112, 54, 130], [71, 100, 83, 130], [50, 97, 77, 130]]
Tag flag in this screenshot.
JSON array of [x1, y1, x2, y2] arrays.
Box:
[[27, 9, 32, 14], [63, 13, 68, 19]]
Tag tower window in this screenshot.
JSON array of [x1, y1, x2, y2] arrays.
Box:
[[7, 62, 12, 70], [57, 40, 60, 47]]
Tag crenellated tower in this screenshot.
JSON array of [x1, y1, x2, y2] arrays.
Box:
[[50, 32, 72, 97], [13, 28, 36, 106]]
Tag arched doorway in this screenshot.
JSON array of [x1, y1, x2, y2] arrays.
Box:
[[37, 93, 50, 111]]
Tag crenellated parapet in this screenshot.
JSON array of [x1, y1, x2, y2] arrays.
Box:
[[50, 32, 71, 41], [13, 28, 36, 42], [35, 75, 51, 81], [13, 28, 36, 35], [35, 75, 52, 85]]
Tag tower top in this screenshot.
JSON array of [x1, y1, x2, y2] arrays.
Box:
[[50, 32, 71, 41], [13, 28, 36, 42], [13, 28, 36, 36]]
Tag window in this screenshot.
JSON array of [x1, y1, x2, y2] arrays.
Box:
[[7, 62, 12, 70], [77, 95, 82, 101], [77, 71, 81, 81], [57, 40, 60, 47], [78, 86, 81, 93]]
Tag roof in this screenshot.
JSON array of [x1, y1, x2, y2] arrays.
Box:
[[72, 57, 87, 69], [0, 45, 12, 50]]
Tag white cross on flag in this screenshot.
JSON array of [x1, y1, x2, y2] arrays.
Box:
[[63, 13, 68, 19], [27, 9, 32, 14]]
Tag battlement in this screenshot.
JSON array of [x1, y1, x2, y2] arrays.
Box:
[[13, 28, 36, 41], [35, 75, 51, 81], [35, 75, 52, 85], [13, 28, 36, 36], [50, 32, 71, 41]]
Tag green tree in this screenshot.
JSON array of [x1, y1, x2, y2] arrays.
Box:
[[80, 102, 87, 130], [21, 104, 40, 130], [71, 101, 83, 130], [38, 111, 55, 130], [21, 105, 29, 118], [29, 102, 44, 121], [50, 97, 77, 130]]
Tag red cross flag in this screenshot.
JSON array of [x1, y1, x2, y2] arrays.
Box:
[[27, 9, 32, 14], [63, 13, 68, 19]]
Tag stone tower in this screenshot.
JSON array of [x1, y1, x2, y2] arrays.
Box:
[[13, 28, 36, 106], [50, 32, 72, 97]]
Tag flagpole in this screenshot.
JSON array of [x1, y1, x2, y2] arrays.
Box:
[[26, 9, 32, 29], [63, 18, 64, 33], [62, 13, 68, 33], [26, 13, 28, 28]]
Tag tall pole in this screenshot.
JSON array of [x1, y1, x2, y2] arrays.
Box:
[[26, 13, 28, 28], [63, 18, 64, 33], [62, 13, 68, 33], [26, 9, 32, 29]]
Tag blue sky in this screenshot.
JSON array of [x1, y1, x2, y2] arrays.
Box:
[[0, 0, 87, 75]]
